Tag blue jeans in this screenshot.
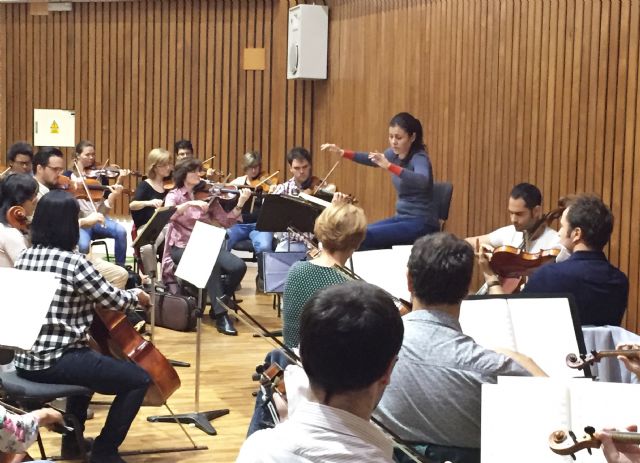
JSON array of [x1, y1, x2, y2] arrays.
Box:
[[17, 347, 151, 458], [78, 217, 128, 265], [359, 216, 438, 250], [226, 223, 273, 254]]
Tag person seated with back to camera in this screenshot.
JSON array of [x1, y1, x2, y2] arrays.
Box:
[[237, 281, 404, 462]]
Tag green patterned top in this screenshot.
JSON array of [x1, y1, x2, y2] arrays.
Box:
[[282, 261, 349, 348]]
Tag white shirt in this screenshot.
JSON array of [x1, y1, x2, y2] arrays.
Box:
[[0, 223, 27, 268], [237, 399, 393, 463], [488, 224, 561, 253]]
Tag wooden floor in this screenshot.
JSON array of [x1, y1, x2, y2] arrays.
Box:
[[42, 266, 282, 463]]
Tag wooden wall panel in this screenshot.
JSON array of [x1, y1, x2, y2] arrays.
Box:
[[315, 0, 640, 333], [0, 0, 311, 212]]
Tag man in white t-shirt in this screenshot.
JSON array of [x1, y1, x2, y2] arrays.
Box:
[[466, 182, 562, 253]]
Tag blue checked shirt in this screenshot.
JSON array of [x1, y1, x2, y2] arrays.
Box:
[[14, 245, 140, 371]]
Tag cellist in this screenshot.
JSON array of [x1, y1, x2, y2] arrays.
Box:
[[14, 190, 152, 463]]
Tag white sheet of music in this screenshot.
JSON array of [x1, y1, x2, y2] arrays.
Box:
[[0, 268, 59, 351], [460, 297, 580, 377], [175, 221, 226, 289], [482, 377, 640, 463], [350, 249, 411, 301]]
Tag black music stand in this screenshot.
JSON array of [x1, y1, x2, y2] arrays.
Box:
[[256, 194, 324, 234]]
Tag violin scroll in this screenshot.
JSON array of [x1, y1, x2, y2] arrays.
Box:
[[6, 206, 29, 232], [549, 427, 600, 457], [565, 349, 640, 370]]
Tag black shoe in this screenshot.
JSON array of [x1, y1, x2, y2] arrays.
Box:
[[215, 313, 238, 336], [61, 436, 94, 459], [255, 274, 264, 293]]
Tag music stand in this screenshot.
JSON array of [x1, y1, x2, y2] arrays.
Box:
[[256, 194, 324, 233], [147, 221, 230, 435]]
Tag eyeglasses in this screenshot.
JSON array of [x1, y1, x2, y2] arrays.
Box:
[[46, 165, 64, 173], [12, 161, 32, 167]]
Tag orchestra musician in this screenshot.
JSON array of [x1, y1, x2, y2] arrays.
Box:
[[0, 174, 38, 267], [271, 147, 328, 253], [5, 142, 34, 176], [478, 194, 629, 326], [65, 140, 129, 268], [321, 112, 439, 250], [374, 233, 544, 463], [128, 147, 173, 231], [14, 190, 152, 463], [34, 147, 129, 289], [161, 158, 252, 336], [238, 281, 404, 462], [226, 151, 275, 291], [173, 139, 217, 178]]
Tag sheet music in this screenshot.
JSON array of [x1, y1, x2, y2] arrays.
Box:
[[0, 268, 59, 351], [508, 298, 580, 378], [298, 192, 331, 209], [175, 221, 227, 289], [459, 298, 516, 351], [351, 249, 411, 301]]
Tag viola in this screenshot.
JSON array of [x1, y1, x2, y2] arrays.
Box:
[[89, 307, 180, 406], [566, 349, 640, 371], [488, 246, 561, 278], [5, 206, 29, 232], [248, 171, 279, 193], [549, 426, 640, 458]]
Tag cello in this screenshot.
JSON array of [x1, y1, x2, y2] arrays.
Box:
[[89, 308, 180, 406]]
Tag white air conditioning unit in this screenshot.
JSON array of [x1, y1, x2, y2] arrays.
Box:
[[287, 5, 328, 80]]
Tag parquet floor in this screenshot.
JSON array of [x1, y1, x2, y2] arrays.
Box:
[[41, 266, 282, 463]]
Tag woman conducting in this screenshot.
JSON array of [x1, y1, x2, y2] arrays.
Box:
[[321, 112, 439, 249]]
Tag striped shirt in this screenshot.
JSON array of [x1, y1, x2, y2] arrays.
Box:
[[14, 245, 140, 370]]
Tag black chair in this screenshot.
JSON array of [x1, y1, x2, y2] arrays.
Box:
[[233, 239, 258, 263], [0, 349, 92, 461], [433, 181, 454, 231]]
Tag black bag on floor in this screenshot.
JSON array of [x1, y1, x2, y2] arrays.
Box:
[[154, 290, 197, 332]]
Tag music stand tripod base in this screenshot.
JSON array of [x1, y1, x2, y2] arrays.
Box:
[[147, 408, 230, 436]]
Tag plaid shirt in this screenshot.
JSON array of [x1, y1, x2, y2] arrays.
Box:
[[272, 177, 314, 244], [14, 245, 140, 371]]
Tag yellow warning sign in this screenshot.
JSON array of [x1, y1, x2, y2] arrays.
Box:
[[50, 120, 59, 134]]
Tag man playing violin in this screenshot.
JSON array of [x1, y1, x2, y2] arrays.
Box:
[[479, 194, 629, 326], [66, 140, 129, 267], [173, 138, 218, 179], [374, 233, 545, 463], [226, 151, 275, 291], [466, 182, 562, 255], [238, 281, 404, 462], [5, 141, 34, 176]]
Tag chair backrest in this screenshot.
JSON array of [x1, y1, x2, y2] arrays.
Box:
[[0, 347, 14, 366], [433, 181, 454, 230]]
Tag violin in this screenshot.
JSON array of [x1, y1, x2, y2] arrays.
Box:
[[488, 246, 560, 278], [549, 426, 640, 458], [55, 175, 131, 202], [566, 349, 640, 371], [163, 177, 175, 191], [5, 206, 29, 232], [247, 171, 279, 193]]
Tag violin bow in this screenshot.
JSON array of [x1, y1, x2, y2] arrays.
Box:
[[202, 155, 215, 166], [0, 166, 10, 177], [253, 170, 280, 189], [74, 161, 99, 213], [313, 159, 341, 195]]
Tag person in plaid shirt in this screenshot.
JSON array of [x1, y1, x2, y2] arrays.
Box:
[[14, 190, 152, 463]]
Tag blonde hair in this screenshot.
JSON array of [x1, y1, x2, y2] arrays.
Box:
[[242, 151, 262, 170], [146, 148, 171, 179], [314, 203, 367, 253]]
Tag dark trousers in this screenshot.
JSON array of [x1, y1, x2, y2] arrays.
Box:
[[171, 245, 247, 316], [17, 347, 151, 457], [393, 443, 480, 463]]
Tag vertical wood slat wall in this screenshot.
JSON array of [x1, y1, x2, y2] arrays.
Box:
[[312, 0, 640, 333], [0, 0, 313, 213]]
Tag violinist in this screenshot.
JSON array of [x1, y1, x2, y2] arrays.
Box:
[[173, 139, 217, 179], [271, 147, 324, 252], [66, 140, 129, 267], [0, 174, 38, 267], [33, 147, 129, 289], [128, 148, 173, 230], [465, 183, 563, 256], [5, 142, 34, 176], [161, 158, 251, 336], [238, 282, 404, 463], [479, 194, 629, 326], [321, 112, 439, 250], [374, 233, 544, 463], [14, 190, 152, 463], [227, 151, 275, 290]]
